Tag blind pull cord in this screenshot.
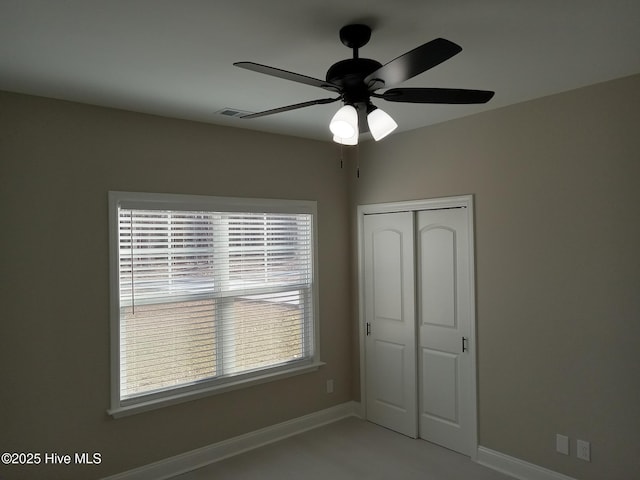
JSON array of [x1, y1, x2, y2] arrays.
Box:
[[130, 209, 135, 315]]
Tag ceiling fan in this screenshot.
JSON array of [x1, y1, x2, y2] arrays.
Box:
[[234, 24, 494, 144]]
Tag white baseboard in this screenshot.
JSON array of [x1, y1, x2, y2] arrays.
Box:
[[102, 401, 361, 480], [477, 446, 577, 480]]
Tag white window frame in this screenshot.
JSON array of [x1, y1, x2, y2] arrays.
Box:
[[108, 191, 323, 418]]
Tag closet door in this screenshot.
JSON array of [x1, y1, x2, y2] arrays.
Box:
[[417, 207, 473, 455], [363, 212, 418, 438]]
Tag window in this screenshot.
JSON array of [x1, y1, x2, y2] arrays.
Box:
[[108, 192, 321, 417]]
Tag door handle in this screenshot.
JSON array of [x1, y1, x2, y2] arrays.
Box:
[[462, 337, 469, 353], [366, 322, 371, 336]]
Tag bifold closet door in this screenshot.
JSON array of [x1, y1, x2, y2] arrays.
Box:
[[363, 212, 418, 438]]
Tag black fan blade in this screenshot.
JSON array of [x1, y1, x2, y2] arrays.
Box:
[[234, 62, 341, 93], [377, 88, 495, 104], [364, 38, 462, 89], [240, 97, 340, 119]]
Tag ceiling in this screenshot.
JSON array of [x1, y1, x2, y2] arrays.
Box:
[[1, 1, 639, 142]]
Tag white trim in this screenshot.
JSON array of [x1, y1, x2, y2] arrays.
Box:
[[108, 361, 325, 419], [477, 446, 578, 480], [101, 401, 361, 480], [111, 190, 318, 215], [357, 195, 478, 458], [358, 195, 474, 215]]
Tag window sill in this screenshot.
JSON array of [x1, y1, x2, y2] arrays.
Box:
[[108, 361, 325, 419]]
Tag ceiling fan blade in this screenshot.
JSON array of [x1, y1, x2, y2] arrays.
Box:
[[364, 38, 462, 89], [239, 97, 340, 119], [377, 87, 495, 104], [234, 62, 341, 93]]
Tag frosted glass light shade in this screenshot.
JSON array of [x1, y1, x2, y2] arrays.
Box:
[[368, 107, 398, 141], [329, 105, 358, 138], [333, 129, 358, 145]]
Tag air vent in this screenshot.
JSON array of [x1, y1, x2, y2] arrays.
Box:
[[215, 108, 253, 118]]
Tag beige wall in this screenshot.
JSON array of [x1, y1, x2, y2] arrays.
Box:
[[351, 74, 640, 480], [0, 92, 352, 479]]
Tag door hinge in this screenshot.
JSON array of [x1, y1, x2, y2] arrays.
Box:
[[366, 322, 371, 336]]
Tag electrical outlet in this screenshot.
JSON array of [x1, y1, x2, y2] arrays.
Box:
[[577, 439, 591, 462], [326, 379, 334, 394], [556, 434, 569, 455]]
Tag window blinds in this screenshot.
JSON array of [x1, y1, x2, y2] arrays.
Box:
[[117, 208, 314, 401]]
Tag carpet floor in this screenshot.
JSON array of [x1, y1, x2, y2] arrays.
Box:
[[174, 416, 516, 480]]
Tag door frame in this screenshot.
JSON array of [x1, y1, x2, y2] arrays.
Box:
[[357, 194, 478, 459]]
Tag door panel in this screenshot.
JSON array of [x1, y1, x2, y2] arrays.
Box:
[[364, 212, 417, 438], [417, 208, 472, 455], [373, 340, 409, 409], [421, 348, 459, 422], [420, 227, 456, 328], [373, 230, 403, 321]]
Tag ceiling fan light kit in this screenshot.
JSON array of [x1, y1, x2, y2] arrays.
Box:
[[234, 24, 494, 145], [331, 102, 396, 144]]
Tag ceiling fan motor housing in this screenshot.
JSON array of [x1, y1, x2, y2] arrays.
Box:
[[326, 58, 382, 105]]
